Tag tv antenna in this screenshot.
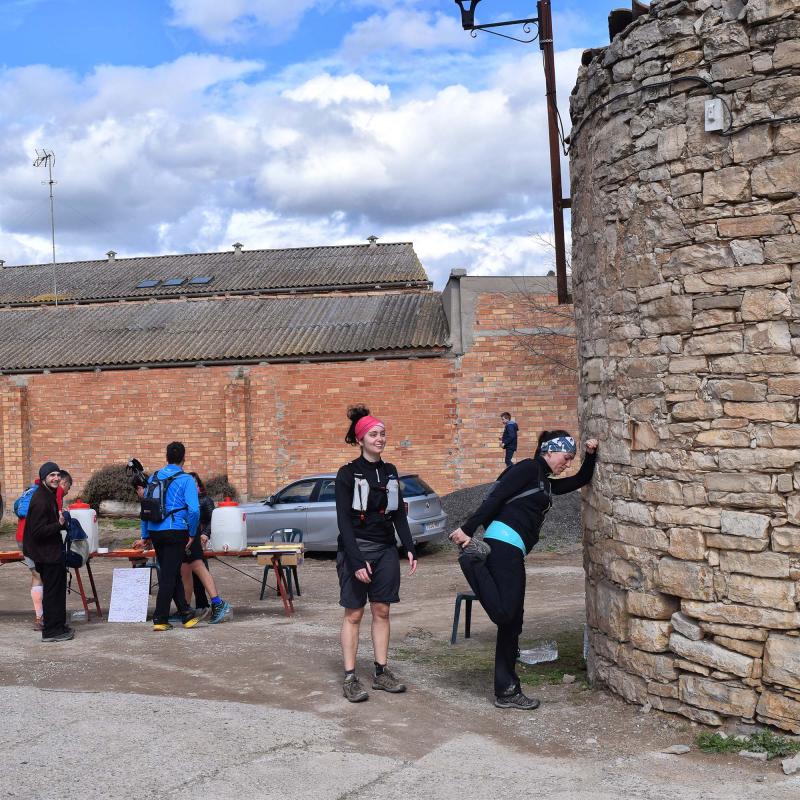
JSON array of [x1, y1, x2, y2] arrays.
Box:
[[33, 149, 59, 306]]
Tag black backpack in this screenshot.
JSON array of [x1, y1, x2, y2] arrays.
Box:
[[140, 470, 187, 524]]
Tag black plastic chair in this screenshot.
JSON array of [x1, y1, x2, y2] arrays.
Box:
[[260, 528, 303, 600]]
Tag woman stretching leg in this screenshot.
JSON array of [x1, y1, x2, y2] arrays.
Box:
[[450, 430, 598, 710]]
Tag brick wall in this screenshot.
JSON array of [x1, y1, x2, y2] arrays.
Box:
[[0, 288, 577, 507]]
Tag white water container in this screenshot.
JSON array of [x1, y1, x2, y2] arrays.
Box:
[[68, 501, 100, 554], [210, 498, 247, 551]]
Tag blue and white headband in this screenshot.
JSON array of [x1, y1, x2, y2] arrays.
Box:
[[540, 435, 577, 455]]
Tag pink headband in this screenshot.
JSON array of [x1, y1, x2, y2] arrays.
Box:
[[355, 415, 385, 441]]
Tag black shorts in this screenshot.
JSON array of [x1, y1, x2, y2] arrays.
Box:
[[337, 546, 400, 608], [183, 535, 205, 564]]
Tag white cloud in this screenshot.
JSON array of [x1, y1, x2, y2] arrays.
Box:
[[0, 46, 584, 287], [168, 0, 322, 43]]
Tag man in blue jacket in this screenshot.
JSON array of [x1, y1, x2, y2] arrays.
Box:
[[137, 442, 207, 631], [500, 412, 519, 467]]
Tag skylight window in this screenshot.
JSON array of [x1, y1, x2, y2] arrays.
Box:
[[136, 279, 160, 289], [189, 276, 213, 285], [162, 277, 186, 287]]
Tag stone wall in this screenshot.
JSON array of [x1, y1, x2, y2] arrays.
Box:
[[571, 0, 800, 729]]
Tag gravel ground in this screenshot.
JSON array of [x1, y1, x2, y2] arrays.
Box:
[[440, 483, 582, 553]]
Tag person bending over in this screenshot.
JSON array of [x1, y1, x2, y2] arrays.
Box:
[[450, 430, 598, 710]]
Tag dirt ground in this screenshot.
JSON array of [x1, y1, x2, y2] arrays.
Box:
[[2, 527, 799, 798]]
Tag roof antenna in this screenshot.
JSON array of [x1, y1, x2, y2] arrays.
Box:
[[33, 149, 58, 307]]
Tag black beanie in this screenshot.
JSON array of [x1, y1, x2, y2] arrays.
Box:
[[38, 461, 61, 481]]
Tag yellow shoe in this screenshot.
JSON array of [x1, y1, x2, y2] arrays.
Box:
[[181, 607, 210, 628], [152, 622, 173, 631]]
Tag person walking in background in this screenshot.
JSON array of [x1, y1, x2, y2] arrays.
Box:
[[22, 462, 72, 642], [500, 412, 519, 467], [450, 430, 598, 710], [335, 405, 418, 703], [181, 472, 231, 624], [136, 442, 208, 632]]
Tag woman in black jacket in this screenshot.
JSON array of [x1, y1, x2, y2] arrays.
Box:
[[450, 430, 598, 710], [335, 405, 418, 703]]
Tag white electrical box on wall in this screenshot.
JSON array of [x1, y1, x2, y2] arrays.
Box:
[[704, 98, 724, 132]]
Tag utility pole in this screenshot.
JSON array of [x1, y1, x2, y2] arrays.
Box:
[[33, 149, 58, 306]]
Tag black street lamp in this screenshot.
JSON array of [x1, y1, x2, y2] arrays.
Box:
[[453, 0, 571, 304]]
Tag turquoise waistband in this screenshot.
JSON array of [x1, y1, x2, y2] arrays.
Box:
[[484, 520, 526, 555]]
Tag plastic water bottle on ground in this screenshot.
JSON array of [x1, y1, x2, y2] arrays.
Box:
[[517, 640, 558, 664]]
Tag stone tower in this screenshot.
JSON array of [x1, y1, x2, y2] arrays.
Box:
[[570, 0, 800, 729]]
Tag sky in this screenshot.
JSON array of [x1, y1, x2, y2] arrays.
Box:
[[0, 0, 612, 287]]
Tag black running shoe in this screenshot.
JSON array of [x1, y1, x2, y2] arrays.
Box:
[[343, 674, 369, 703], [494, 690, 540, 710]]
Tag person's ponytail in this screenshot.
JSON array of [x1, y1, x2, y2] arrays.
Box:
[[345, 405, 371, 446]]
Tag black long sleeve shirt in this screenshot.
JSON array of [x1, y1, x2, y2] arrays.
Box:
[[335, 455, 415, 571], [22, 483, 63, 564], [462, 451, 597, 554]]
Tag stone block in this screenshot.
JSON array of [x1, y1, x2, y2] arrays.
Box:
[[744, 321, 793, 353], [764, 635, 800, 691], [656, 558, 714, 601], [586, 579, 629, 641], [788, 495, 800, 525], [714, 637, 764, 658], [668, 528, 706, 561], [720, 510, 770, 539], [612, 499, 654, 526], [700, 623, 768, 642], [617, 643, 677, 683], [629, 618, 672, 653], [655, 506, 721, 529], [771, 526, 800, 554], [671, 611, 703, 641], [647, 694, 724, 726], [712, 354, 800, 375], [705, 473, 769, 492], [740, 290, 791, 321], [730, 239, 765, 266], [767, 377, 800, 397], [717, 447, 800, 471], [682, 600, 800, 629], [718, 550, 791, 578], [747, 0, 800, 24], [752, 154, 799, 198], [589, 630, 620, 663], [633, 479, 684, 505], [677, 658, 711, 675], [695, 429, 750, 447], [723, 401, 796, 421], [756, 690, 800, 734], [717, 216, 793, 239], [725, 573, 796, 611], [773, 40, 800, 69], [707, 379, 767, 401], [685, 333, 742, 356], [679, 674, 758, 717], [703, 166, 751, 204], [706, 533, 769, 552], [615, 523, 669, 551], [603, 663, 649, 705], [626, 591, 679, 620], [668, 633, 754, 677]]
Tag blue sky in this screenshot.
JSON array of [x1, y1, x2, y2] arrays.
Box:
[[0, 0, 612, 286]]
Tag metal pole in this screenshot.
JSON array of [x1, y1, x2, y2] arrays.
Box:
[[47, 158, 57, 306], [537, 0, 570, 304]]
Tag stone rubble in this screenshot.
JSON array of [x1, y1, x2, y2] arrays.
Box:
[[572, 0, 800, 730]]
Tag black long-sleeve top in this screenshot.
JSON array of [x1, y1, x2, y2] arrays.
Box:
[[462, 451, 597, 554], [22, 483, 63, 564], [198, 494, 215, 537], [335, 455, 415, 572]]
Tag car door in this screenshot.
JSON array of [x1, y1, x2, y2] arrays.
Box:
[[304, 478, 339, 551], [262, 479, 316, 540]]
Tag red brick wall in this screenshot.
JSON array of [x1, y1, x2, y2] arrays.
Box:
[[0, 290, 577, 508]]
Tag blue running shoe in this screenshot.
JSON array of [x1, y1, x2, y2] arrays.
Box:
[[209, 600, 231, 624]]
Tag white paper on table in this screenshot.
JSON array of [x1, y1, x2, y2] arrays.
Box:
[[107, 568, 151, 622]]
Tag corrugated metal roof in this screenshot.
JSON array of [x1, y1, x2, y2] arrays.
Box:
[[0, 242, 429, 306], [0, 292, 450, 371]]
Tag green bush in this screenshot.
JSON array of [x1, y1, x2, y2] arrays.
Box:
[[205, 474, 239, 502], [80, 464, 139, 510]]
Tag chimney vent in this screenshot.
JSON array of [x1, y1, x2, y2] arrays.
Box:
[[232, 242, 243, 256], [0, 259, 5, 269], [106, 250, 117, 262], [366, 235, 379, 247]]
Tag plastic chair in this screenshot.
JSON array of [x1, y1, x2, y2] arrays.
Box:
[[450, 591, 477, 644]]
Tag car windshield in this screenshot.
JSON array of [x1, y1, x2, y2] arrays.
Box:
[[399, 475, 434, 497]]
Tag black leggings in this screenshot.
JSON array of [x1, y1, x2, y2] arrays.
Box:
[[458, 539, 526, 698]]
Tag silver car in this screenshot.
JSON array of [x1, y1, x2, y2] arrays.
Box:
[[241, 473, 448, 552]]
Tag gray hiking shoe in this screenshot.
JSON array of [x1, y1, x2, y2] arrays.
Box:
[[461, 536, 491, 562], [343, 674, 369, 703], [372, 667, 406, 693], [494, 690, 540, 710]]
